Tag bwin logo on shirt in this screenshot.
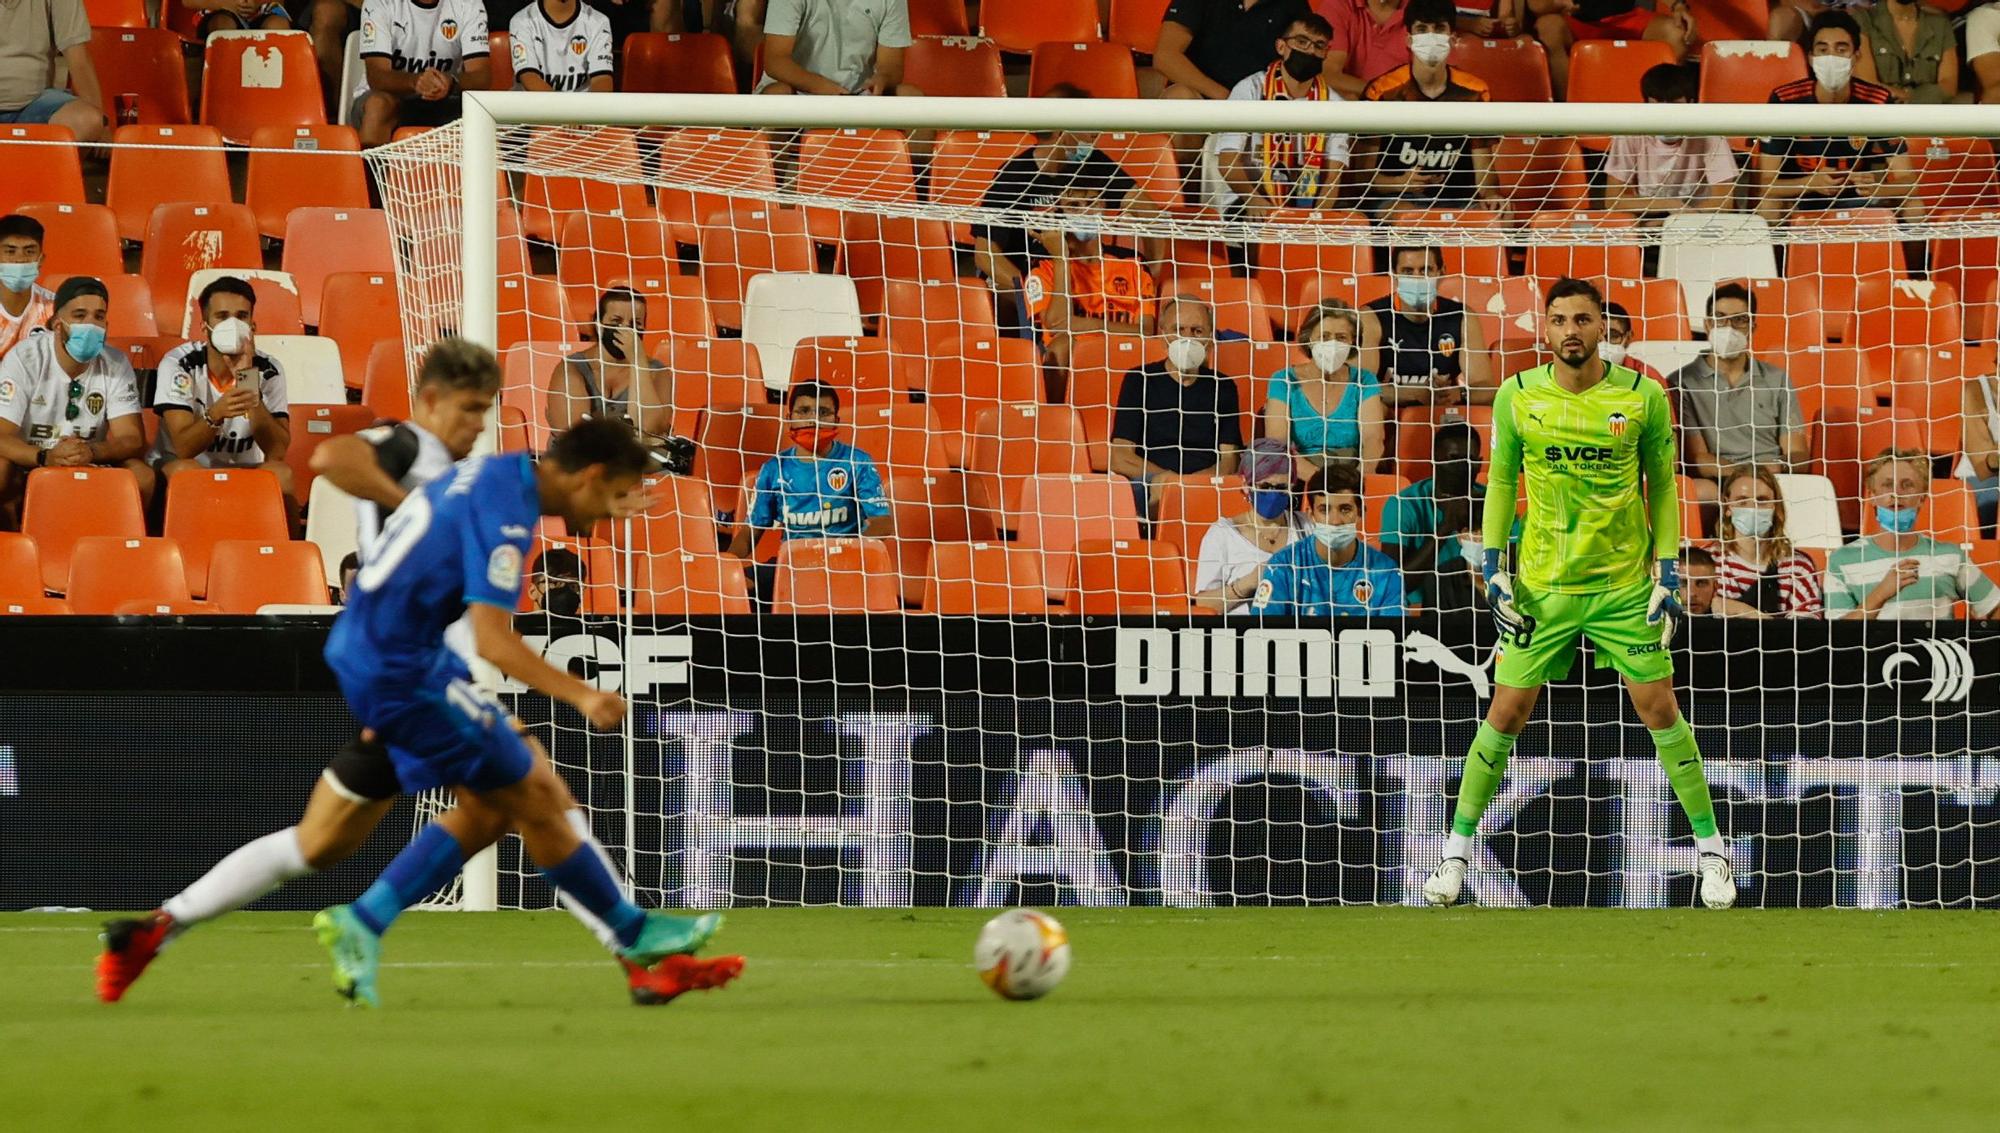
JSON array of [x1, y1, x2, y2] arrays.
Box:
[[1395, 142, 1459, 168], [1880, 638, 1976, 703], [786, 504, 850, 527]]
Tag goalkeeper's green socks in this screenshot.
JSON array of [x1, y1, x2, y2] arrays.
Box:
[[1651, 716, 1726, 856], [1444, 723, 1519, 859]]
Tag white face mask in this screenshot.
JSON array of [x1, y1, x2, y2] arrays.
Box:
[[1598, 341, 1628, 366], [209, 316, 251, 355], [1409, 32, 1452, 66], [1731, 506, 1775, 538], [1708, 326, 1749, 359], [1166, 336, 1208, 373], [1313, 522, 1357, 551], [1812, 54, 1853, 90], [1310, 339, 1352, 373]]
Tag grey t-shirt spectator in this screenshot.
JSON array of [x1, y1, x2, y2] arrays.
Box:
[[758, 0, 911, 93], [1111, 360, 1244, 475], [1668, 354, 1805, 468], [0, 0, 90, 114], [1163, 0, 1315, 90]]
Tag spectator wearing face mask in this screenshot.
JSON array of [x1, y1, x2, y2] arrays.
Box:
[[153, 275, 295, 504], [1111, 297, 1242, 517], [529, 546, 586, 617], [547, 287, 678, 445], [1853, 0, 1967, 104], [730, 381, 891, 562], [1358, 0, 1498, 214], [1155, 0, 1315, 171], [0, 215, 55, 362], [1378, 422, 1485, 609], [1211, 13, 1351, 220], [1264, 300, 1384, 477], [1360, 245, 1492, 408], [1195, 440, 1310, 613], [1668, 283, 1808, 501], [1758, 11, 1918, 222], [0, 276, 153, 515], [1604, 64, 1739, 220], [1711, 464, 1823, 618], [1827, 448, 2000, 620], [1024, 182, 1158, 371], [1252, 462, 1406, 615], [1599, 302, 1664, 385]]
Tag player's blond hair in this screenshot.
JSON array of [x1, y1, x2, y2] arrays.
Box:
[[417, 337, 502, 395], [1718, 464, 1793, 563], [1864, 448, 1930, 493]]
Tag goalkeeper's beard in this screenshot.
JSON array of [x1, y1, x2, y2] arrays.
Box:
[[1556, 339, 1592, 368]]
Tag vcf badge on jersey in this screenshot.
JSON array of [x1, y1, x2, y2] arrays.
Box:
[[1438, 334, 1458, 358], [441, 18, 459, 40], [1353, 576, 1374, 603], [1606, 411, 1628, 438], [570, 34, 587, 55], [826, 466, 850, 493]]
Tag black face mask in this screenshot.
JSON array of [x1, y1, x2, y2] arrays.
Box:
[[598, 323, 633, 361], [544, 582, 583, 618], [1282, 50, 1325, 82]]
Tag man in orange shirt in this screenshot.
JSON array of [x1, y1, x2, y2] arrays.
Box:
[[1023, 185, 1159, 370], [0, 215, 55, 361]]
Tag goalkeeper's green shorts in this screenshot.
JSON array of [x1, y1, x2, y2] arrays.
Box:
[[1495, 578, 1673, 688]]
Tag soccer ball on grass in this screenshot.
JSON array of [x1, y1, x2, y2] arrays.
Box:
[[974, 909, 1070, 1000]]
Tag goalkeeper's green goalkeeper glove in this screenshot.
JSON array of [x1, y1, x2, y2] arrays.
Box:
[[1647, 558, 1684, 646], [1483, 548, 1532, 645]]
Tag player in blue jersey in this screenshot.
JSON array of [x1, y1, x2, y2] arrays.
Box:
[[728, 381, 891, 563], [311, 415, 735, 1008], [1252, 463, 1407, 617]]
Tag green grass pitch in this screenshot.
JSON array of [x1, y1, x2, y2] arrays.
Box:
[[7, 909, 1997, 1131]]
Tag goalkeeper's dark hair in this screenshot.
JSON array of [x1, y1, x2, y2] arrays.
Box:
[[1303, 460, 1362, 505], [1544, 276, 1604, 313], [415, 337, 502, 395], [1708, 281, 1756, 319], [547, 415, 653, 479], [1404, 0, 1456, 30], [0, 213, 45, 245], [1640, 63, 1697, 104]]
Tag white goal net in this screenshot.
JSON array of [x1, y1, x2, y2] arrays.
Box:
[[367, 94, 2000, 910]]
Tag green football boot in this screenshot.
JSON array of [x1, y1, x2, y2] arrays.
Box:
[[313, 904, 382, 1009]]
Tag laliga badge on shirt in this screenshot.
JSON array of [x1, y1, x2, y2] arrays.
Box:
[[1254, 578, 1274, 607], [488, 544, 522, 590], [0, 379, 12, 400], [827, 466, 850, 492]]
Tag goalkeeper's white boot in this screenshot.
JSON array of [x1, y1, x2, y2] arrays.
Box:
[[1423, 857, 1467, 907], [1698, 853, 1737, 909]]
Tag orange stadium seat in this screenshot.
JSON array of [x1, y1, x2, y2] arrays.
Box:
[[176, 271, 303, 338], [497, 406, 529, 452], [696, 203, 815, 330], [502, 340, 573, 453], [1165, 275, 1278, 341], [1887, 347, 1968, 454], [1453, 274, 1542, 342], [1697, 41, 1807, 103], [772, 537, 900, 613], [621, 32, 736, 94], [1096, 131, 1184, 209], [655, 128, 780, 249], [206, 540, 329, 613], [139, 203, 260, 331], [1786, 209, 1905, 340], [0, 125, 86, 215], [902, 36, 1007, 99], [909, 0, 971, 36], [1599, 276, 1691, 342], [662, 337, 767, 412], [1029, 41, 1139, 99], [20, 204, 122, 277], [67, 538, 191, 614], [884, 471, 991, 602], [1072, 538, 1191, 613], [1109, 0, 1171, 52], [107, 126, 232, 243], [1448, 38, 1552, 102], [1155, 476, 1250, 583], [1567, 40, 1677, 104], [518, 128, 648, 244], [611, 475, 720, 558], [90, 29, 193, 126], [1069, 333, 1162, 470], [629, 552, 753, 614], [1490, 136, 1589, 217], [923, 335, 1040, 456], [693, 402, 784, 516], [1252, 210, 1375, 323], [1015, 473, 1143, 599], [1726, 276, 1825, 351], [1383, 208, 1506, 278], [1909, 137, 2000, 217], [0, 533, 43, 600], [1931, 231, 2000, 343], [883, 279, 1000, 362], [85, 0, 149, 27], [1786, 345, 1868, 422], [498, 275, 572, 353], [3, 596, 73, 614], [157, 0, 204, 41], [966, 403, 1092, 531], [791, 335, 903, 404], [1676, 475, 1707, 539], [74, 276, 158, 341], [246, 126, 370, 239], [113, 599, 218, 615], [799, 129, 918, 208], [201, 30, 325, 144], [847, 403, 950, 478], [524, 536, 620, 614], [983, 0, 1100, 52], [363, 341, 412, 420], [164, 468, 289, 597], [285, 403, 377, 500], [1690, 0, 1765, 41], [923, 542, 1048, 613], [318, 273, 405, 388], [928, 130, 1037, 211], [485, 30, 513, 90], [1850, 277, 1961, 350], [281, 208, 395, 326], [1818, 403, 1923, 525], [557, 211, 675, 292], [840, 214, 957, 318], [1526, 212, 1644, 280]]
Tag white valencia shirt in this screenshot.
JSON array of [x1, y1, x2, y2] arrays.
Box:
[[0, 330, 143, 449]]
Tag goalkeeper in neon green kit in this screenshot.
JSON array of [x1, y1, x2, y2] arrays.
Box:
[[1424, 277, 1737, 910]]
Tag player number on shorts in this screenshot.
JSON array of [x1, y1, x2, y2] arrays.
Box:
[[355, 492, 434, 594]]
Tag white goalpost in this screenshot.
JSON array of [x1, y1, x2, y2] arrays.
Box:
[[367, 92, 2000, 912]]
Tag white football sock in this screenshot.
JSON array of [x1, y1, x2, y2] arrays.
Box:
[[554, 808, 624, 953], [1444, 831, 1474, 862], [162, 827, 311, 927], [1696, 833, 1726, 858]]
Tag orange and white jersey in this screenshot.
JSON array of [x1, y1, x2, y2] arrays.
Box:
[[0, 285, 56, 362]]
